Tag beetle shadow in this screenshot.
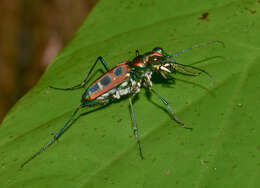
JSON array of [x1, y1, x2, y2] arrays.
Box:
[[188, 56, 225, 66], [151, 72, 215, 97]]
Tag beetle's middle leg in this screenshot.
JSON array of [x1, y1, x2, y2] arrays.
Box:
[[129, 96, 144, 160]]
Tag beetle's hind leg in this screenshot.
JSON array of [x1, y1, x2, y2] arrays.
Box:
[[21, 100, 109, 168], [49, 56, 110, 91]]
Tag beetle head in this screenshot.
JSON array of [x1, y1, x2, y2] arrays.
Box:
[[148, 47, 203, 79], [147, 47, 176, 78]]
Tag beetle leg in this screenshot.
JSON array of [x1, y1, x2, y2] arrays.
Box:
[[144, 72, 153, 88], [150, 88, 192, 130], [49, 56, 110, 90], [129, 97, 144, 160], [21, 100, 108, 168], [173, 64, 200, 76], [136, 50, 140, 56]]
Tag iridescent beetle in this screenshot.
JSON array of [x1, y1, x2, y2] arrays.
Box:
[[21, 40, 224, 167]]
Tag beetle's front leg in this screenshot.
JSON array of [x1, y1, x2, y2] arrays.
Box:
[[144, 72, 153, 89], [150, 88, 192, 130]]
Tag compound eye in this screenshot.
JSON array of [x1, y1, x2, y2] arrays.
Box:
[[149, 56, 161, 65], [153, 47, 163, 54]]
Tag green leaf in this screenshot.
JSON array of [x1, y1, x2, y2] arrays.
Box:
[[1, 0, 260, 187]]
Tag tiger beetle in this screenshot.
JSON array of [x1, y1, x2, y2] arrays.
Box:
[[21, 40, 224, 168]]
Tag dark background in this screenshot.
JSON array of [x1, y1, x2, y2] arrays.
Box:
[[0, 0, 98, 124]]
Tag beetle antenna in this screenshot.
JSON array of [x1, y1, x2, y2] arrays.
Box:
[[171, 40, 224, 58]]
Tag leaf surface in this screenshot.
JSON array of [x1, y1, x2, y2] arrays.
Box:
[[1, 0, 260, 187]]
